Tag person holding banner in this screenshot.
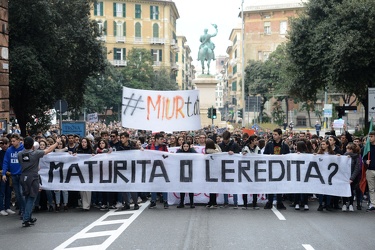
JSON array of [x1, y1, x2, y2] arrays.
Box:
[[205, 139, 222, 208], [263, 128, 290, 210], [176, 141, 197, 209], [118, 132, 140, 211], [317, 139, 335, 211], [73, 137, 95, 211], [146, 133, 169, 209], [218, 131, 240, 208]]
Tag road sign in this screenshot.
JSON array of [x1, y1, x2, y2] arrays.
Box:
[[54, 100, 68, 113], [368, 88, 375, 120], [323, 104, 332, 118]]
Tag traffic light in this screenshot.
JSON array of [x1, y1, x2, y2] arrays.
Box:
[[207, 108, 212, 118], [212, 108, 217, 119], [238, 108, 243, 118], [336, 106, 345, 119]]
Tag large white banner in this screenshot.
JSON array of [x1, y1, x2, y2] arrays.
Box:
[[39, 151, 351, 196], [121, 87, 201, 131]]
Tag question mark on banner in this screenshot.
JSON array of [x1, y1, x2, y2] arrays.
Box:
[[328, 163, 339, 185]]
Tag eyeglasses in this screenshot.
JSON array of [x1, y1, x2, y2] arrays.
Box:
[[110, 135, 116, 138]]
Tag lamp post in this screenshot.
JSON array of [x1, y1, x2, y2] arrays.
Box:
[[241, 0, 245, 127]]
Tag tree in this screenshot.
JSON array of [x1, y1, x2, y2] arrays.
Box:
[[286, 0, 375, 129], [151, 68, 178, 91], [120, 48, 155, 90], [9, 0, 106, 136]]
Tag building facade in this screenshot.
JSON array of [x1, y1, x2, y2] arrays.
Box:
[[0, 0, 8, 132], [90, 0, 180, 76], [176, 36, 195, 90]]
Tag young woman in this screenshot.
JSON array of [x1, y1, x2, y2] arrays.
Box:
[[74, 137, 95, 211], [294, 140, 310, 210], [342, 143, 361, 212], [176, 141, 197, 208], [316, 139, 335, 211], [54, 139, 69, 211], [205, 139, 222, 208]]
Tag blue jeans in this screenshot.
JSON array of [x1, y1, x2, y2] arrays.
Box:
[[12, 175, 25, 214], [224, 194, 238, 205], [23, 195, 36, 222], [54, 190, 69, 205], [0, 179, 12, 211], [151, 192, 167, 203]]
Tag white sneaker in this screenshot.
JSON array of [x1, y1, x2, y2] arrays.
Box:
[[0, 210, 8, 216], [348, 205, 354, 212], [5, 209, 15, 215], [115, 202, 123, 209], [304, 205, 309, 210], [295, 204, 300, 210], [342, 204, 347, 212]]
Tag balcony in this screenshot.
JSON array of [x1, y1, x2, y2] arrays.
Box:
[[171, 63, 179, 71], [110, 60, 127, 67], [153, 61, 164, 67], [98, 35, 106, 42], [115, 36, 125, 43], [134, 37, 143, 43], [151, 38, 165, 44]]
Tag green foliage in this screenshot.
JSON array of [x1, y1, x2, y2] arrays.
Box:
[[286, 0, 375, 127], [9, 0, 106, 135], [271, 101, 286, 125]]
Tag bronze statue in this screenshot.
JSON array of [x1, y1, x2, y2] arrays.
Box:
[[198, 24, 218, 75]]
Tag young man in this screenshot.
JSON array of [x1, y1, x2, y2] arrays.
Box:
[[219, 131, 240, 208], [18, 136, 61, 227], [146, 133, 169, 209], [363, 131, 375, 212], [118, 132, 139, 210], [2, 134, 25, 217], [0, 138, 14, 216], [263, 128, 290, 210]]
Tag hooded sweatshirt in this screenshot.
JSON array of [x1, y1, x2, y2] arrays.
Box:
[[2, 143, 25, 175]]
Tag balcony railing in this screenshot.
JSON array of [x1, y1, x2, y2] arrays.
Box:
[[110, 60, 127, 67], [151, 38, 165, 44], [115, 36, 125, 43]]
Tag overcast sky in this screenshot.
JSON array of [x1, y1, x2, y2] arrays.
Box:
[[173, 0, 305, 73], [174, 0, 244, 73]]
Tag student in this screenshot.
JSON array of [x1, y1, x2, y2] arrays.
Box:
[[176, 141, 197, 208], [205, 139, 222, 208], [19, 136, 61, 227]]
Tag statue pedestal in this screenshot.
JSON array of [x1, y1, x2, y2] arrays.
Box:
[[193, 75, 222, 127]]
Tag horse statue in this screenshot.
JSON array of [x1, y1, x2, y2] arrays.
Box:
[[198, 24, 218, 75]]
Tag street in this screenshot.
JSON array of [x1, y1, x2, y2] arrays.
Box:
[[0, 199, 373, 250]]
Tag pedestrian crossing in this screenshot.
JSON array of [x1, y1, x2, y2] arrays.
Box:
[[54, 201, 149, 250]]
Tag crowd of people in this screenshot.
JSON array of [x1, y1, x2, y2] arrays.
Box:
[[1, 121, 374, 227]]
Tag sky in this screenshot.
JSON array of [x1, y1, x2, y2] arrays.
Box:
[[173, 0, 305, 74], [173, 0, 245, 73]]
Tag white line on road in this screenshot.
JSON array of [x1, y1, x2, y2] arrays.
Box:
[[54, 201, 150, 250], [271, 207, 286, 220], [302, 244, 315, 250]]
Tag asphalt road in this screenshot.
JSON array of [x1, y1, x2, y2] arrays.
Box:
[[0, 200, 373, 250]]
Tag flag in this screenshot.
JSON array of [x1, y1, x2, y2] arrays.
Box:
[[360, 117, 373, 194]]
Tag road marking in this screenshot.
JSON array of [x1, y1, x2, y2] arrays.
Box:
[[54, 201, 150, 250], [302, 244, 315, 250], [271, 207, 286, 220]]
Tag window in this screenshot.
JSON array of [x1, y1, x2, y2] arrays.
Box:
[[94, 2, 104, 16], [114, 48, 126, 61], [150, 6, 159, 20], [175, 53, 178, 62], [135, 4, 141, 18], [135, 22, 141, 37], [264, 21, 271, 35], [97, 20, 105, 35], [113, 3, 126, 17], [280, 21, 287, 35], [234, 49, 237, 58], [152, 23, 159, 38], [233, 36, 237, 45], [233, 65, 237, 74], [114, 21, 126, 40], [232, 81, 237, 91], [151, 49, 162, 62]]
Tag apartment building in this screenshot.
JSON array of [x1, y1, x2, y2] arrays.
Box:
[[176, 36, 195, 90], [90, 0, 180, 76]]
